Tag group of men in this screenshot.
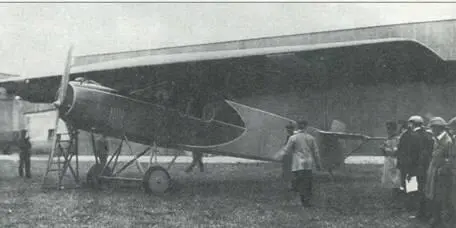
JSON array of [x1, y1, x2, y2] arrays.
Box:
[[275, 115, 456, 225], [381, 115, 456, 227]]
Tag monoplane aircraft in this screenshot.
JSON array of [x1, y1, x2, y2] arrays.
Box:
[[0, 38, 428, 194]]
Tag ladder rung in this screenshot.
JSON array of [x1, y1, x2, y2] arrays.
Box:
[[48, 168, 64, 172], [51, 162, 66, 165], [42, 125, 80, 189]]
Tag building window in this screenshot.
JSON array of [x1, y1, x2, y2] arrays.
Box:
[[48, 129, 55, 140]]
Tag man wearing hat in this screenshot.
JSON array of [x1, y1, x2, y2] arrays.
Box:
[[275, 120, 321, 207], [397, 115, 434, 217], [424, 117, 453, 227]]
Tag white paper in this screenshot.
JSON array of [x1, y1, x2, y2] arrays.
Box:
[[406, 176, 418, 193]]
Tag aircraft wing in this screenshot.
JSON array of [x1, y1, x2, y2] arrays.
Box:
[[0, 37, 443, 103]]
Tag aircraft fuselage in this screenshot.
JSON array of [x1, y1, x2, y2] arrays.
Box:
[[60, 82, 245, 150]]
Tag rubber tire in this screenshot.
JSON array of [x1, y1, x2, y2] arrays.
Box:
[[87, 164, 112, 189], [143, 166, 171, 195]]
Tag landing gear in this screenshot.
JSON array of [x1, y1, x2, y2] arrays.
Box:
[[85, 132, 180, 195], [143, 166, 171, 195], [87, 164, 112, 189]]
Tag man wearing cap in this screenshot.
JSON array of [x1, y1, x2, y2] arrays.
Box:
[[424, 117, 453, 227], [397, 115, 434, 217], [275, 120, 321, 207]]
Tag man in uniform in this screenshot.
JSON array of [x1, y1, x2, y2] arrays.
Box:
[[17, 129, 32, 178], [276, 120, 321, 207]]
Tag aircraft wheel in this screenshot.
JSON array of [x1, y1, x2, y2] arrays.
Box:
[[143, 166, 171, 195], [87, 164, 112, 189]]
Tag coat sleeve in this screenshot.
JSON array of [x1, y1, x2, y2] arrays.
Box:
[[283, 136, 295, 156], [310, 137, 321, 168], [396, 133, 408, 168], [438, 136, 454, 174], [433, 137, 452, 168]]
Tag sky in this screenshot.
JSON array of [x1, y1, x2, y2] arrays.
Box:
[[1, 3, 456, 76]]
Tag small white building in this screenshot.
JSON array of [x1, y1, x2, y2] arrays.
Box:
[[24, 109, 69, 142]]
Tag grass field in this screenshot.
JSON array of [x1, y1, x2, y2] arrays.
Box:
[[0, 160, 433, 228]]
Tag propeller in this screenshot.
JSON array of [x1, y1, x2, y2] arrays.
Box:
[[44, 46, 74, 184], [54, 46, 74, 108]]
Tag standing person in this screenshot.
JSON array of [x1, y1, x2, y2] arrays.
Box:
[[282, 123, 295, 191], [396, 115, 434, 217], [185, 151, 204, 173], [396, 119, 410, 192], [425, 117, 453, 227], [17, 129, 32, 178], [95, 135, 109, 165], [275, 120, 321, 207], [445, 117, 456, 225], [380, 121, 401, 195]]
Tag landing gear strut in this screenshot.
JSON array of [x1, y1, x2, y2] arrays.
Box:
[[87, 164, 112, 189], [86, 132, 178, 195]]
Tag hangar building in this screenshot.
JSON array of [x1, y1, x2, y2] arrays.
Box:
[[4, 19, 456, 155]]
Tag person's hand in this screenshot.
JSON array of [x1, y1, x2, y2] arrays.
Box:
[[274, 150, 285, 160], [406, 175, 412, 181]]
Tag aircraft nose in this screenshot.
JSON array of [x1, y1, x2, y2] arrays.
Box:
[[55, 84, 74, 115]]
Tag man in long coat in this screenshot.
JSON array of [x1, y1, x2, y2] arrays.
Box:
[[380, 121, 401, 193], [397, 115, 434, 217], [425, 117, 454, 227]]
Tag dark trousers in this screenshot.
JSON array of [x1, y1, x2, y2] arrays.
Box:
[[416, 175, 428, 217], [292, 169, 313, 205], [186, 152, 204, 172], [282, 154, 293, 186], [19, 149, 31, 178]]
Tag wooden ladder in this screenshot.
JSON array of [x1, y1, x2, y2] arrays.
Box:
[[42, 124, 80, 190]]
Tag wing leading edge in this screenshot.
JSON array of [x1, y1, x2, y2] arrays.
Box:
[[0, 38, 442, 103]]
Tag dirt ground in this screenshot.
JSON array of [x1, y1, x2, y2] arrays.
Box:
[[0, 159, 441, 228]]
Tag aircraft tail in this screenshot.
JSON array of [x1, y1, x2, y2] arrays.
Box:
[[308, 119, 348, 171]]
